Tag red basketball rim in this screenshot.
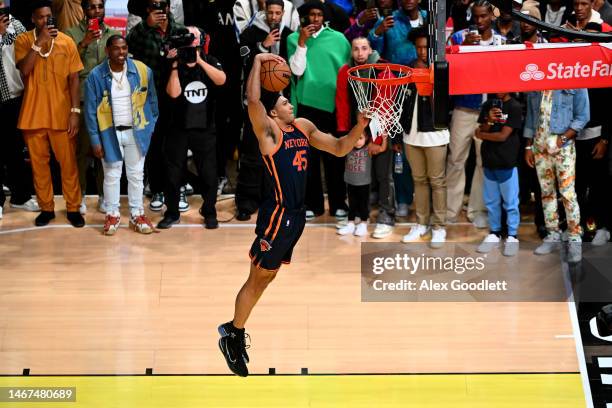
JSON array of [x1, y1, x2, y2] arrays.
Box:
[[347, 63, 414, 86]]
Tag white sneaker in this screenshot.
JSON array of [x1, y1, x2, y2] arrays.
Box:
[[149, 193, 164, 212], [336, 218, 348, 228], [337, 221, 355, 235], [471, 213, 488, 229], [567, 239, 582, 263], [305, 210, 315, 221], [0, 205, 3, 219], [401, 224, 429, 243], [79, 198, 87, 215], [179, 187, 190, 212], [534, 231, 561, 255], [2, 185, 9, 195], [430, 228, 446, 249], [396, 203, 409, 217], [372, 223, 393, 239], [217, 177, 228, 196], [592, 229, 610, 246], [503, 236, 520, 257], [98, 196, 107, 214], [354, 222, 368, 236], [184, 183, 194, 195], [477, 233, 501, 253], [335, 209, 348, 220], [10, 198, 40, 212]]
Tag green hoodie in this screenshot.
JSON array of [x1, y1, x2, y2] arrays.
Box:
[[287, 27, 350, 114]]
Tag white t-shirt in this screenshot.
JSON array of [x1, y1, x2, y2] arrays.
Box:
[[403, 99, 450, 147], [110, 65, 133, 127]]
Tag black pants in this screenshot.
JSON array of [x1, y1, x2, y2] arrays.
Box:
[[372, 147, 395, 225], [347, 184, 370, 221], [0, 96, 33, 206], [163, 128, 217, 219], [576, 137, 611, 230], [298, 104, 347, 216], [214, 56, 243, 178], [146, 114, 169, 195], [235, 112, 267, 214]]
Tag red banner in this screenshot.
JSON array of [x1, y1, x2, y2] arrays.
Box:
[[104, 16, 127, 37], [446, 43, 612, 95]]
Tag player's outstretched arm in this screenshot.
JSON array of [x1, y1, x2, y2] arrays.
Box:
[[246, 53, 286, 155], [298, 113, 370, 157]]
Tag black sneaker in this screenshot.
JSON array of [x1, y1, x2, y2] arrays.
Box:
[[205, 217, 219, 229], [35, 211, 55, 226], [67, 211, 85, 228], [157, 214, 180, 229], [218, 322, 250, 377]]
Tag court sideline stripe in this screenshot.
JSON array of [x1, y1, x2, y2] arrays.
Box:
[[563, 261, 594, 408], [0, 371, 580, 378], [0, 222, 538, 235]]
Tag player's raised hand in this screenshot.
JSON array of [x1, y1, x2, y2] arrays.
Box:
[[255, 53, 286, 65]]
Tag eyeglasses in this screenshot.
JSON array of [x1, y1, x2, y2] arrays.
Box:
[[88, 5, 104, 10]]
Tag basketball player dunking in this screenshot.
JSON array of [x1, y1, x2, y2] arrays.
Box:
[[218, 53, 369, 377]]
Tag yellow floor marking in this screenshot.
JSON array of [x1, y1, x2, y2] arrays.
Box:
[[0, 374, 584, 408]]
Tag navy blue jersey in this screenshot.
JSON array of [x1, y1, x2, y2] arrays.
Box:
[[261, 123, 310, 211]]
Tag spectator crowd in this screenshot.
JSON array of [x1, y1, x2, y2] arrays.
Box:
[[0, 0, 610, 261]]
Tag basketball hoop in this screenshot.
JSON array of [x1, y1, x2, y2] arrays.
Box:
[[347, 63, 432, 137]]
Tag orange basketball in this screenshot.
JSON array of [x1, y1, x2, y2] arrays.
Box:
[[260, 60, 291, 92]]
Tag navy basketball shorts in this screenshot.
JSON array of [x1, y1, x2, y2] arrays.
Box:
[[249, 206, 306, 271]]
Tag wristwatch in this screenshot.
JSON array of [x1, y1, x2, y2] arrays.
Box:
[[560, 134, 568, 144], [71, 107, 81, 114]]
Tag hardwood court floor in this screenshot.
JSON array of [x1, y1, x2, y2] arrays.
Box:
[[0, 196, 583, 407]]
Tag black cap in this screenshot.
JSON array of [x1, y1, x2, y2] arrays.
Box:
[[297, 0, 325, 18]]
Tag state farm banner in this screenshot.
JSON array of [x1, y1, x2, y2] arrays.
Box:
[[446, 43, 612, 95]]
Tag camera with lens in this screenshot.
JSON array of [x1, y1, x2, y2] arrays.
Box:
[[163, 28, 197, 63]]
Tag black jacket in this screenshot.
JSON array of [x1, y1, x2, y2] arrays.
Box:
[[401, 83, 447, 134]]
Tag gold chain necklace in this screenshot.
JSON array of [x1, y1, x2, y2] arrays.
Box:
[[32, 30, 55, 58], [109, 62, 126, 90]]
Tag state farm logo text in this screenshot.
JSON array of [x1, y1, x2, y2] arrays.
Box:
[[520, 61, 612, 81]]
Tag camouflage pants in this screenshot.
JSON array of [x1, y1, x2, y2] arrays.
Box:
[[534, 142, 582, 239]]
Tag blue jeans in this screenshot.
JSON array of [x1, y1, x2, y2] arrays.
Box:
[[483, 167, 520, 236]]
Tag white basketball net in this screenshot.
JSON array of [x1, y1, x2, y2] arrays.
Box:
[[347, 65, 412, 137]]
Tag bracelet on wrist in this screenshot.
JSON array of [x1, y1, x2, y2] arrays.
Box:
[[525, 146, 533, 151]]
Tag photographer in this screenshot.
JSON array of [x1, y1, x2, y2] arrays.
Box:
[[66, 0, 119, 214], [157, 27, 226, 230], [127, 0, 186, 213]]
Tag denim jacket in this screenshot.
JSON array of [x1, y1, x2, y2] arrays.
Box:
[[523, 89, 590, 139], [84, 58, 159, 163]]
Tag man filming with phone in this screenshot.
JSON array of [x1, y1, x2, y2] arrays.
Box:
[[15, 0, 84, 228], [157, 27, 226, 230], [127, 0, 186, 213], [66, 0, 119, 214]]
